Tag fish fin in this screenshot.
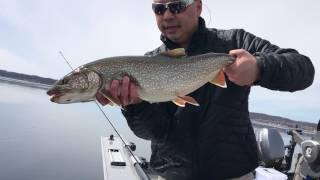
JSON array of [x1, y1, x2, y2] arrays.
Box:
[[172, 98, 186, 107], [160, 48, 186, 57], [210, 70, 227, 88], [105, 96, 119, 106], [178, 96, 200, 106], [108, 101, 115, 106], [99, 90, 119, 106], [172, 96, 199, 107]]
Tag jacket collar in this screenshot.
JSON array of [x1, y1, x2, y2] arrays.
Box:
[[160, 17, 208, 54]]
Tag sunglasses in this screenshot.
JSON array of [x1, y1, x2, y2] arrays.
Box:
[[152, 1, 194, 15]]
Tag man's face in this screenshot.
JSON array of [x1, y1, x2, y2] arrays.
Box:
[[153, 0, 202, 47]]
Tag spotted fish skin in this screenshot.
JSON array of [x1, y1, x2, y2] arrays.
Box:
[[47, 49, 235, 106]]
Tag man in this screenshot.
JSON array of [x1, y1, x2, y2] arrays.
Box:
[[96, 0, 315, 179]]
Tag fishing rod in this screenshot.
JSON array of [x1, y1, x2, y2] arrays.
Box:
[[58, 51, 150, 180]]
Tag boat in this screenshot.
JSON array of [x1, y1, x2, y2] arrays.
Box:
[[101, 121, 320, 180], [101, 134, 159, 180]]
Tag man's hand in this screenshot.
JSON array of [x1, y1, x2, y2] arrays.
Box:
[[224, 49, 260, 86], [96, 76, 142, 106]]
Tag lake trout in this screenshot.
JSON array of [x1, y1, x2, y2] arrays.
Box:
[[47, 48, 235, 107]]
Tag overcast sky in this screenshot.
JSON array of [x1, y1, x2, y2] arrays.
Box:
[[0, 0, 319, 123]]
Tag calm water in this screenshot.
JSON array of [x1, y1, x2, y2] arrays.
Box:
[[0, 82, 150, 180], [0, 81, 300, 180]]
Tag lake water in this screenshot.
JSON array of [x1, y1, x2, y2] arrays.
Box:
[[0, 82, 150, 180], [0, 81, 300, 180]]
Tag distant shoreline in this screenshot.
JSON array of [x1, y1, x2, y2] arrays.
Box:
[[0, 76, 52, 90], [251, 120, 315, 136], [0, 69, 56, 87]]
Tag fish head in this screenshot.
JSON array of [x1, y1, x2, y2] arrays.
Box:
[[47, 67, 101, 104]]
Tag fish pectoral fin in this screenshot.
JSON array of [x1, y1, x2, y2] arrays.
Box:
[[179, 96, 200, 106], [108, 101, 115, 106], [172, 98, 186, 107], [160, 48, 186, 58], [99, 90, 119, 106], [172, 96, 199, 107], [210, 70, 227, 88]]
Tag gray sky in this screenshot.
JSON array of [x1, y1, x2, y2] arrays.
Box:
[[0, 0, 319, 122]]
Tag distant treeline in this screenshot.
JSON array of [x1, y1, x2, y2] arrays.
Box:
[[0, 69, 57, 85]]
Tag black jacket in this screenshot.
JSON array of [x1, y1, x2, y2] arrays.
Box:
[[122, 18, 315, 179]]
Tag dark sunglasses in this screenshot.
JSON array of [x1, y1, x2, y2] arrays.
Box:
[[152, 1, 194, 15]]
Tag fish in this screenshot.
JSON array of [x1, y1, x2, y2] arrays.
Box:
[[47, 48, 235, 107]]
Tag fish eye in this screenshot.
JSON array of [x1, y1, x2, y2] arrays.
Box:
[[62, 79, 67, 83]]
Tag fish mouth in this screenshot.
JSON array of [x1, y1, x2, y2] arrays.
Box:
[[47, 89, 63, 103], [50, 94, 63, 102]]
